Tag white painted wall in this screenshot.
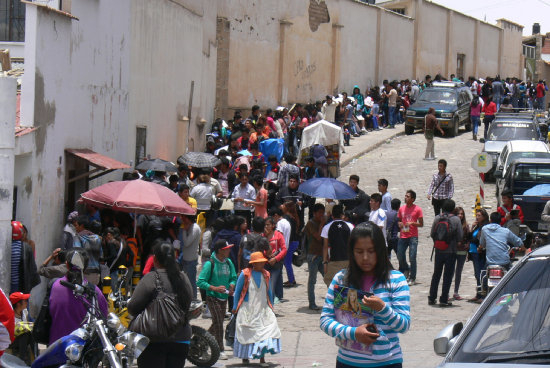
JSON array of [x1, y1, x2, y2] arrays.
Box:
[[377, 8, 414, 82], [0, 77, 16, 290]]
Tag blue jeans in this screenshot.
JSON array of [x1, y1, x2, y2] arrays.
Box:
[[470, 251, 486, 297], [536, 97, 545, 110], [181, 259, 198, 299], [307, 254, 324, 308], [284, 241, 299, 283], [268, 265, 283, 300], [397, 237, 418, 280], [471, 115, 480, 135], [389, 106, 397, 127]]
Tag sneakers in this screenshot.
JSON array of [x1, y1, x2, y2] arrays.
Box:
[[439, 301, 453, 307], [274, 297, 281, 305], [453, 294, 463, 301], [202, 306, 211, 319], [428, 299, 436, 306], [219, 352, 228, 360], [283, 281, 297, 288], [309, 305, 322, 311], [407, 279, 416, 286], [242, 359, 250, 365]]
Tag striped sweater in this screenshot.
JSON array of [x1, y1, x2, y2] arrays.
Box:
[[320, 270, 410, 367]]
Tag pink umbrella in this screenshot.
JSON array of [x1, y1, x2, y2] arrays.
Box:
[[80, 180, 196, 216]]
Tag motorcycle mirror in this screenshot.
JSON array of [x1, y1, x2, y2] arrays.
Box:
[[69, 251, 86, 271]]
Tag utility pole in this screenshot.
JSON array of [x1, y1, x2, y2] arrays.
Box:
[[0, 77, 16, 291]]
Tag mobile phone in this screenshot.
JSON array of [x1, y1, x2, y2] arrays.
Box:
[[366, 324, 378, 334]]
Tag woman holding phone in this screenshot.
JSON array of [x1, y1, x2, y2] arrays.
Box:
[[320, 222, 410, 368]]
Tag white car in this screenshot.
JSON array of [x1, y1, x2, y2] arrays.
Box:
[[495, 140, 550, 179]]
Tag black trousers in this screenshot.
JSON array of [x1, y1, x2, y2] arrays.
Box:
[[138, 341, 189, 368], [432, 198, 446, 216], [429, 251, 456, 304]]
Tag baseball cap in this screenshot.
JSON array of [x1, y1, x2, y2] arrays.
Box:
[[212, 240, 234, 252], [9, 292, 30, 305]]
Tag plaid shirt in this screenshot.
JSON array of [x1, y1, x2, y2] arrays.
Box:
[[428, 172, 454, 200]]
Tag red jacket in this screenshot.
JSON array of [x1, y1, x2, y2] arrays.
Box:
[[497, 204, 524, 226], [0, 289, 14, 357], [537, 83, 546, 98], [482, 102, 497, 116]]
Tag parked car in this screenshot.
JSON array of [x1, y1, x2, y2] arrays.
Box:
[[434, 245, 550, 366], [495, 140, 550, 180], [495, 158, 550, 232], [481, 120, 542, 176], [405, 81, 472, 137]]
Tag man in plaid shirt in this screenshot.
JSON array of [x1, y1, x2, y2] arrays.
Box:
[[427, 159, 454, 216]]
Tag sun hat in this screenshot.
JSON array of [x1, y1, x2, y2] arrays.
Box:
[[9, 292, 30, 305], [248, 252, 268, 264]]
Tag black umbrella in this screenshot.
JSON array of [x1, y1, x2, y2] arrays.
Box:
[[135, 158, 178, 172], [177, 152, 221, 168]]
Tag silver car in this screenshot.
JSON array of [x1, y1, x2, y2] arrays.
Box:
[[434, 245, 550, 367]]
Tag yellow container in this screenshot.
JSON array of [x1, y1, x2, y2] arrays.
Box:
[[102, 277, 112, 295]]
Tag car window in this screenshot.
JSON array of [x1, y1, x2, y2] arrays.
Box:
[[452, 257, 550, 363], [512, 163, 550, 195], [505, 152, 550, 170], [499, 146, 509, 166], [488, 123, 539, 141], [417, 90, 457, 105]]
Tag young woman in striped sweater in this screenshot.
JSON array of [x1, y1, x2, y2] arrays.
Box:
[[320, 222, 410, 368]]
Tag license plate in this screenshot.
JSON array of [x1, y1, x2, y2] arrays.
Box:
[[539, 223, 548, 231], [407, 118, 415, 123], [488, 279, 501, 287]]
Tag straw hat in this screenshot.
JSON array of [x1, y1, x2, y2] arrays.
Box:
[[249, 252, 268, 264]]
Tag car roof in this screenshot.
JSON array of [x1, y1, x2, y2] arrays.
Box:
[[507, 140, 550, 153], [528, 243, 550, 257], [509, 157, 550, 165]]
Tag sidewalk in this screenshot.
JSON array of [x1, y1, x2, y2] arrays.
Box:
[[339, 127, 405, 168]]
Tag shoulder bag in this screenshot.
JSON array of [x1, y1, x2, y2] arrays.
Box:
[[129, 271, 185, 341]]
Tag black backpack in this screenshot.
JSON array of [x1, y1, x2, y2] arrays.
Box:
[[32, 282, 54, 345], [432, 214, 451, 251], [328, 221, 351, 261]]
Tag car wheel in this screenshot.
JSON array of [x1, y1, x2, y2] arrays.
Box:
[[405, 125, 415, 135], [448, 117, 459, 137]]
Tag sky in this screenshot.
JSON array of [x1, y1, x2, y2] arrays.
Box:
[[430, 0, 549, 36]]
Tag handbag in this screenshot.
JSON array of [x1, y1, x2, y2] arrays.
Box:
[[129, 271, 185, 341], [224, 314, 237, 347]]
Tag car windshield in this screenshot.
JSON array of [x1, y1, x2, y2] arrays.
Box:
[[512, 164, 550, 195], [417, 90, 456, 105], [452, 257, 550, 363], [488, 123, 539, 141], [506, 152, 550, 169]]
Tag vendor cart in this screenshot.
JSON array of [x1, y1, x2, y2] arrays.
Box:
[[298, 120, 344, 178]]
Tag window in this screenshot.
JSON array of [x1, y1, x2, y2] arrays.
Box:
[[0, 0, 25, 42], [456, 53, 465, 81], [135, 126, 147, 166], [523, 45, 535, 59]]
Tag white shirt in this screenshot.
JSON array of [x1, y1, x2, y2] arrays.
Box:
[[369, 208, 387, 240], [322, 101, 338, 123], [232, 183, 256, 211], [276, 218, 292, 247], [321, 220, 354, 239]]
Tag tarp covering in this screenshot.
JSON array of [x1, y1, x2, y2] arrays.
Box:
[[298, 120, 344, 162]]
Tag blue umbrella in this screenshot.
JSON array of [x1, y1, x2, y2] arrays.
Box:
[[298, 178, 357, 200], [238, 149, 252, 156], [523, 184, 550, 196]]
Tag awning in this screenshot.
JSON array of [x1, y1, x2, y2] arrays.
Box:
[[66, 148, 130, 184]]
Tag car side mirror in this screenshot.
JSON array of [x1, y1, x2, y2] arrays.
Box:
[[479, 138, 485, 143], [494, 170, 503, 178], [434, 322, 463, 356]]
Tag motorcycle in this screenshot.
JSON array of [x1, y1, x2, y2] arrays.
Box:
[[1, 278, 149, 368], [107, 268, 220, 367]]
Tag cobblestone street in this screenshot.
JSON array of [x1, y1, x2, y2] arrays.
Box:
[[193, 127, 498, 368]]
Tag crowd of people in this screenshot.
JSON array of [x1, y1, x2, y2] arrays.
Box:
[[3, 73, 548, 368]]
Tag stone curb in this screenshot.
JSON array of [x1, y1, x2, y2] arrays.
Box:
[[340, 130, 406, 168]]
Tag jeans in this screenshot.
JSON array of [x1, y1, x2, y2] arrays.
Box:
[[307, 254, 324, 308], [494, 95, 502, 111], [470, 252, 486, 286], [453, 253, 467, 294], [346, 120, 358, 135], [429, 251, 456, 304], [181, 259, 198, 299], [268, 265, 283, 300], [471, 115, 480, 135], [284, 241, 299, 283], [389, 106, 397, 127], [536, 97, 545, 110], [397, 237, 418, 280]]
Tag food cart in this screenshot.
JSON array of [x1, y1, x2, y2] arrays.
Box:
[[298, 120, 344, 178]]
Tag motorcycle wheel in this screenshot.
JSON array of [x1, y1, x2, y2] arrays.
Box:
[[187, 325, 220, 367]]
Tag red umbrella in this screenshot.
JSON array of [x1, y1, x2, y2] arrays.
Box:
[[80, 180, 196, 216]]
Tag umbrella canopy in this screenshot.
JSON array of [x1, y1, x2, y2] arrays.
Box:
[[80, 180, 196, 216], [298, 177, 356, 200], [238, 149, 252, 156], [135, 158, 178, 172], [177, 152, 221, 168]]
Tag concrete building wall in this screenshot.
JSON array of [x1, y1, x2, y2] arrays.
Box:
[[476, 23, 501, 78], [129, 0, 217, 158], [21, 1, 132, 263], [449, 13, 476, 79], [498, 19, 524, 78], [415, 2, 447, 79]]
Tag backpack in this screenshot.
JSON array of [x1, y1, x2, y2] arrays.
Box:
[[328, 221, 351, 261], [433, 214, 452, 251], [32, 282, 54, 345]]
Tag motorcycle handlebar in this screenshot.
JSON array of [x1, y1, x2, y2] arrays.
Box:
[[60, 280, 96, 298]]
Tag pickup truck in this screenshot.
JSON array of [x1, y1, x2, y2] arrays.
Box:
[[495, 158, 550, 232]]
